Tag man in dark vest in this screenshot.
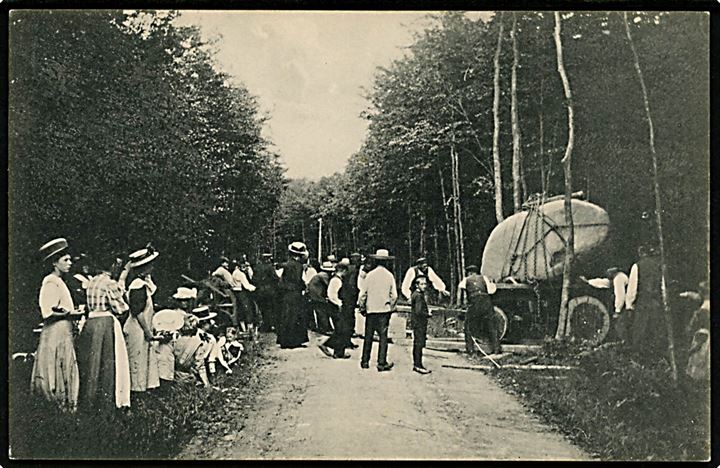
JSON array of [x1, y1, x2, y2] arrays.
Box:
[[307, 261, 335, 334], [625, 245, 665, 358], [341, 253, 362, 344], [254, 253, 280, 333], [401, 257, 450, 305], [458, 265, 500, 355]]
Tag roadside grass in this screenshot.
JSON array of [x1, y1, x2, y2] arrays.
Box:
[[9, 339, 269, 459], [478, 339, 710, 461]]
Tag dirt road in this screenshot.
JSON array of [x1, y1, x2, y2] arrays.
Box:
[[178, 331, 588, 460]]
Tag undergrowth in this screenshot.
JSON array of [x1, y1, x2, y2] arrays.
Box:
[[9, 341, 268, 459], [487, 338, 710, 461]]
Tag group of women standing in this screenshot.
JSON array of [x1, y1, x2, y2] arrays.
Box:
[[30, 238, 161, 412]]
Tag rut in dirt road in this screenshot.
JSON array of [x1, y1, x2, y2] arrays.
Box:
[[179, 332, 589, 460]]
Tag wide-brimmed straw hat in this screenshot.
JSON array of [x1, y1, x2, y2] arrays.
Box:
[[173, 287, 197, 300], [192, 305, 217, 321], [288, 242, 308, 256], [39, 238, 69, 261], [369, 249, 394, 260], [153, 309, 187, 332], [320, 261, 335, 272], [128, 246, 159, 268]]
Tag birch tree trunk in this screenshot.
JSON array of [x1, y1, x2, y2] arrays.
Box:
[[553, 11, 576, 339], [439, 167, 456, 302], [452, 143, 466, 280], [511, 12, 524, 212], [492, 12, 505, 224], [623, 12, 678, 383]]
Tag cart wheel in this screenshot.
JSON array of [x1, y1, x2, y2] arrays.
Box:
[[494, 306, 508, 341], [566, 295, 610, 345]]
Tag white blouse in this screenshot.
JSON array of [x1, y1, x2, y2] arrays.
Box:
[[39, 274, 75, 319]]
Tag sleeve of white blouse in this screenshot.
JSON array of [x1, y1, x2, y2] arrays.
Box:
[[239, 272, 256, 292], [39, 279, 60, 319], [625, 264, 639, 310]]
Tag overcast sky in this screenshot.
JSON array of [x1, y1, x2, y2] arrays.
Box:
[[175, 11, 491, 180]]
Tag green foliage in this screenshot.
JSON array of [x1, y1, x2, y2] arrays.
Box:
[[9, 11, 285, 349]]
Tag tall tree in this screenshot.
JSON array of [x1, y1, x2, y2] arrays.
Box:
[[510, 11, 524, 212], [491, 12, 506, 223], [553, 11, 576, 339], [622, 11, 678, 382]]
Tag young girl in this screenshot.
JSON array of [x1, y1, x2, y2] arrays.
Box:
[[411, 275, 431, 374]]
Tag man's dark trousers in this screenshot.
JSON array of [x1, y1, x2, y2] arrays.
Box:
[[361, 312, 391, 366], [312, 301, 334, 334], [467, 295, 500, 354], [324, 305, 350, 357], [412, 316, 428, 368]]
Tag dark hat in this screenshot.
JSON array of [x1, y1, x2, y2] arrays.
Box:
[[465, 264, 479, 273], [412, 273, 429, 286], [39, 238, 69, 261], [415, 257, 428, 266], [219, 256, 230, 264], [261, 253, 273, 258], [350, 252, 362, 258]]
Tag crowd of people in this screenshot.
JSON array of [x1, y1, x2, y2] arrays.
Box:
[[24, 235, 709, 416]]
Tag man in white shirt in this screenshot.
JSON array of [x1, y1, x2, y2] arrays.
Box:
[[358, 249, 398, 372], [401, 257, 450, 304], [319, 261, 351, 359]]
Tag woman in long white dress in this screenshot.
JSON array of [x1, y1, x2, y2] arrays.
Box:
[[31, 238, 81, 412]]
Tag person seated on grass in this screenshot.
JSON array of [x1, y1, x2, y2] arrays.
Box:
[[219, 327, 244, 368], [173, 314, 211, 388], [192, 306, 231, 379]]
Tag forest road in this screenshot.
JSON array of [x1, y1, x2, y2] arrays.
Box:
[[178, 330, 588, 460]]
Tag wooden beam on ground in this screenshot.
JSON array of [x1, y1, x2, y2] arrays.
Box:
[[442, 363, 577, 371]]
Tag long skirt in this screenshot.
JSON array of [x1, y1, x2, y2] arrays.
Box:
[[77, 316, 116, 409], [124, 315, 160, 392], [30, 319, 79, 412], [277, 291, 309, 348]]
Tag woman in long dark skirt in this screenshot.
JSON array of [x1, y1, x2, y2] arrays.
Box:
[[277, 242, 309, 349]]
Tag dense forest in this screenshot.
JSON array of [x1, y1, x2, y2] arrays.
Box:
[[9, 11, 285, 347], [272, 11, 709, 299]]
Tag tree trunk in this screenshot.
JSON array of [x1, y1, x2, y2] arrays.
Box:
[[553, 12, 576, 340], [407, 204, 413, 263], [439, 167, 456, 300], [511, 11, 523, 212], [419, 213, 427, 255], [623, 12, 678, 383], [492, 12, 505, 224], [451, 143, 466, 283]]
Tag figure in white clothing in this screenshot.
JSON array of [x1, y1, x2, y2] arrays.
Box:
[[401, 257, 450, 303]]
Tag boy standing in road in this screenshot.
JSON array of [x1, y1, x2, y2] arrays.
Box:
[[411, 275, 432, 374]]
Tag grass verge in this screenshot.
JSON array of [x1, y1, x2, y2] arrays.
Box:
[[9, 338, 271, 459], [476, 339, 710, 461]]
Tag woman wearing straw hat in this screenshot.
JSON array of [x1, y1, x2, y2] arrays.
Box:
[[77, 251, 132, 410], [31, 238, 82, 412], [124, 246, 161, 393], [277, 242, 310, 349]]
